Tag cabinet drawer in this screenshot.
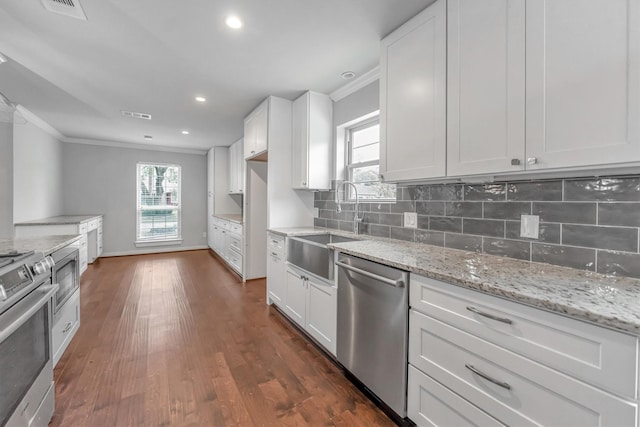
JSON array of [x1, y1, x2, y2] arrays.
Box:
[[227, 233, 243, 254], [230, 223, 243, 234], [87, 219, 98, 231], [410, 274, 638, 398], [226, 250, 242, 274], [408, 365, 504, 427], [52, 289, 80, 366], [268, 234, 284, 257], [409, 310, 637, 427]]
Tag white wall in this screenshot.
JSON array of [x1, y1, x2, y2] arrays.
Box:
[[333, 80, 380, 128], [62, 143, 208, 256], [0, 122, 13, 238], [13, 120, 64, 223]]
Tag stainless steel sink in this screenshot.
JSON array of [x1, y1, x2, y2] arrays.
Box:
[[286, 233, 360, 280]]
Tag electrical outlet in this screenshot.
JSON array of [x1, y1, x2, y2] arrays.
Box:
[[520, 215, 539, 239], [314, 207, 319, 217], [404, 212, 417, 229]]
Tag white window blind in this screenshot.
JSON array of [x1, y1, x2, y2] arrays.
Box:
[[136, 163, 181, 243], [346, 117, 396, 201]]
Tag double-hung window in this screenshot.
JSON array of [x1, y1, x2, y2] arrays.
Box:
[[346, 117, 396, 201], [136, 163, 182, 244]]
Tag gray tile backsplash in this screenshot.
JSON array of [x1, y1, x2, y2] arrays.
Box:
[[314, 175, 640, 279]]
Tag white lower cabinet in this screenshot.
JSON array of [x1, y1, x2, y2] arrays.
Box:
[[52, 289, 80, 366], [407, 274, 639, 427], [211, 217, 243, 275], [266, 233, 285, 307], [283, 263, 337, 356], [408, 365, 504, 427]]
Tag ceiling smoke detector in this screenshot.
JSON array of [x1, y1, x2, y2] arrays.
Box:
[[121, 110, 152, 120], [41, 0, 88, 20]]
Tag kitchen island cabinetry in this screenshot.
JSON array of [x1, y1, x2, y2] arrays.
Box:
[[407, 274, 638, 426], [14, 215, 103, 275], [283, 263, 337, 356], [379, 0, 447, 182], [291, 91, 332, 190]]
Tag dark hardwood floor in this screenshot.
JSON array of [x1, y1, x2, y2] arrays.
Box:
[[50, 249, 395, 426]]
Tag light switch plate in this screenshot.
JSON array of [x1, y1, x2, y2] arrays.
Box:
[[520, 215, 540, 239], [404, 212, 417, 229]]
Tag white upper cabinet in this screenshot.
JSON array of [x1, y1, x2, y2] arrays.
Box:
[[525, 0, 640, 170], [228, 138, 245, 194], [447, 0, 526, 176], [244, 99, 269, 159], [292, 91, 333, 190], [380, 0, 447, 182]]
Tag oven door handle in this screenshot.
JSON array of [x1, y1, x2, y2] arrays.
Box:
[[0, 284, 58, 343]]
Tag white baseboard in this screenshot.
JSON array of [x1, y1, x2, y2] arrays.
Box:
[[101, 245, 209, 257]]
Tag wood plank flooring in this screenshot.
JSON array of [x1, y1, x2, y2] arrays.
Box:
[[50, 250, 395, 426]]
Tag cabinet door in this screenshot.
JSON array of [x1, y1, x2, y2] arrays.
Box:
[[292, 93, 309, 188], [228, 142, 237, 194], [243, 114, 256, 159], [236, 139, 245, 193], [447, 0, 526, 176], [526, 0, 640, 170], [306, 277, 337, 355], [285, 268, 306, 328], [253, 100, 269, 156], [380, 0, 447, 182], [266, 253, 285, 308], [207, 148, 214, 217]]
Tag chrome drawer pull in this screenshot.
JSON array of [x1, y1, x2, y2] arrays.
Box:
[[465, 364, 511, 390], [466, 306, 513, 324], [62, 322, 73, 334], [336, 261, 404, 287]]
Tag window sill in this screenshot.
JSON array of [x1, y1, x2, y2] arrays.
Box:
[[135, 239, 183, 248]]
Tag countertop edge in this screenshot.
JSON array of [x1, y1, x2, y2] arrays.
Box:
[[15, 215, 102, 226]]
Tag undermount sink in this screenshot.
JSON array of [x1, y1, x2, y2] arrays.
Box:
[[287, 233, 360, 280]]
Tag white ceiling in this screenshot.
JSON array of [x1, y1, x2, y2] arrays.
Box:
[[0, 0, 434, 152]]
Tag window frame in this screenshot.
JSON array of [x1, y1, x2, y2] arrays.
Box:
[[135, 162, 183, 246], [344, 116, 395, 202]]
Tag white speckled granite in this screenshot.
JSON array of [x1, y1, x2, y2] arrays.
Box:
[[15, 215, 102, 225], [269, 226, 640, 335], [0, 235, 81, 255], [214, 214, 243, 224], [327, 239, 640, 335]]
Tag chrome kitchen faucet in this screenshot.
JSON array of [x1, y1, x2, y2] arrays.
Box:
[[335, 181, 364, 235]]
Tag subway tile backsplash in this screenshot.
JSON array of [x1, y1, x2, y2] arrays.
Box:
[[314, 176, 640, 279]]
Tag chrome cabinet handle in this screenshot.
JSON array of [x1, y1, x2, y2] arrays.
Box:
[[465, 364, 511, 390], [527, 157, 538, 165], [511, 158, 521, 166], [336, 261, 405, 288], [62, 322, 73, 334], [271, 252, 278, 257], [466, 306, 513, 324]]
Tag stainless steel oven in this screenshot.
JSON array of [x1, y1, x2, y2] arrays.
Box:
[[0, 251, 58, 427], [51, 244, 79, 314]]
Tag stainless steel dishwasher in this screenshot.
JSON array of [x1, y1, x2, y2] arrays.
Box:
[[336, 254, 409, 418]]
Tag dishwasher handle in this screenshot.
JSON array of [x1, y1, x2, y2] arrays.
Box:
[[336, 260, 405, 288]]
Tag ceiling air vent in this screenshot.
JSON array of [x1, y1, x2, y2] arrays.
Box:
[[41, 0, 87, 21], [121, 110, 152, 120]]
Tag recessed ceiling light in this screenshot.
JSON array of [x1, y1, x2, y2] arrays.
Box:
[[144, 135, 153, 140], [341, 71, 356, 80], [181, 130, 190, 135], [225, 15, 243, 29], [195, 96, 206, 103]]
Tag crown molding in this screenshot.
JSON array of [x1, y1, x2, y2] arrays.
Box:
[[61, 137, 207, 155], [329, 66, 380, 102], [15, 105, 64, 140]]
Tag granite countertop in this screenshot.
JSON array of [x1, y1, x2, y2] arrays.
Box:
[[269, 226, 640, 335], [214, 213, 243, 224], [0, 235, 81, 255], [15, 215, 102, 226]]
